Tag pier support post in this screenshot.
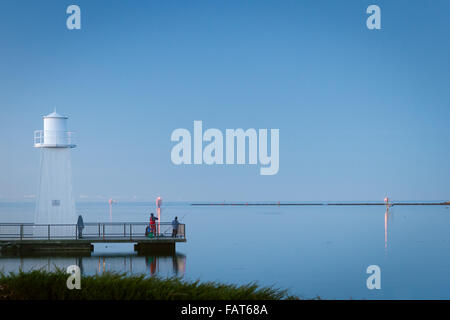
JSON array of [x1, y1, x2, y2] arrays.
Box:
[[134, 242, 175, 255]]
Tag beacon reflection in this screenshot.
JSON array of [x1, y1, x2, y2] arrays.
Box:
[[384, 207, 392, 252]]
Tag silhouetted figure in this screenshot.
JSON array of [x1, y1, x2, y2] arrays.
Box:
[[77, 215, 85, 239], [172, 216, 179, 238]]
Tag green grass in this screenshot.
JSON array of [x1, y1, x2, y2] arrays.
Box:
[[0, 269, 299, 300]]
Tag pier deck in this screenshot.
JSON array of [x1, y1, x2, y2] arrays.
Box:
[[0, 222, 186, 255]]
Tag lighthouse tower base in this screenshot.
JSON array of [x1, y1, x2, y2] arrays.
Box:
[[34, 148, 77, 238]]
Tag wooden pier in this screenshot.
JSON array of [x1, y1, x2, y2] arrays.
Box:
[[0, 222, 186, 255]]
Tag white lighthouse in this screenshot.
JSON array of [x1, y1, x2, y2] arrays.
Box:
[[34, 110, 77, 238]]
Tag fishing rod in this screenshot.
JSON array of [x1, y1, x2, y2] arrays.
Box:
[[178, 213, 189, 221]]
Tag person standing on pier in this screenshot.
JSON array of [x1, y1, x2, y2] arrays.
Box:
[[172, 216, 179, 237], [149, 213, 158, 236], [77, 215, 85, 239]]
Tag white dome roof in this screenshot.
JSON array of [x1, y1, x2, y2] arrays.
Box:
[[44, 110, 68, 119]]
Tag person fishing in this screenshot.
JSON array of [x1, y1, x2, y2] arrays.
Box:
[[149, 213, 158, 236], [172, 216, 180, 237], [77, 215, 85, 239]]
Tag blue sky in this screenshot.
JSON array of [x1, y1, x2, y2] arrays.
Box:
[[0, 0, 449, 202]]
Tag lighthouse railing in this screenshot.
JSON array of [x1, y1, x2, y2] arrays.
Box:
[[34, 130, 76, 147], [0, 222, 185, 241]]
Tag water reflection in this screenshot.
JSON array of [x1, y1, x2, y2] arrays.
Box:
[[384, 207, 393, 253], [0, 253, 186, 278]]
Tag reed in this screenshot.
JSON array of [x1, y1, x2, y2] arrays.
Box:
[[0, 269, 298, 300]]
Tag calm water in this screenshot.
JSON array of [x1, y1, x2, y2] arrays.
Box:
[[1, 201, 450, 299]]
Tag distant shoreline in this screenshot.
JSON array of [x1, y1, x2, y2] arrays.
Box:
[[192, 202, 450, 206]]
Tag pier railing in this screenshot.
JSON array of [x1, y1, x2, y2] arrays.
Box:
[[0, 222, 185, 241]]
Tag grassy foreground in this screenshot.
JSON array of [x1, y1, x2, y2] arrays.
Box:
[[0, 270, 298, 300]]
